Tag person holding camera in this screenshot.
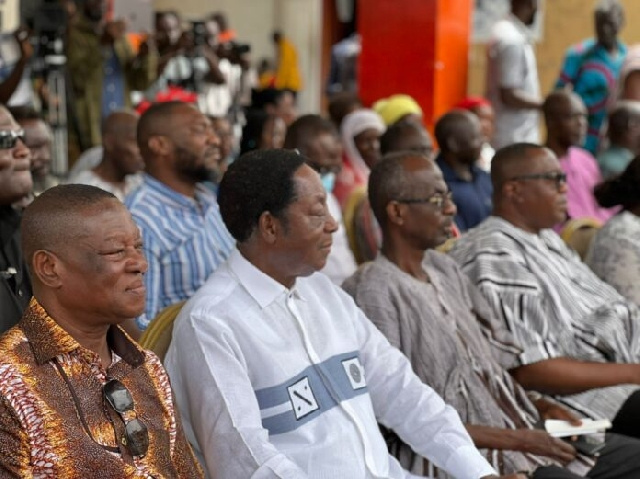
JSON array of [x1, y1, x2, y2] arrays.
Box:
[[67, 0, 158, 153], [147, 12, 225, 102]]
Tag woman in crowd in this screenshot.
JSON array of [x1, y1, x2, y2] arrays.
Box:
[[333, 108, 386, 206], [586, 155, 640, 304]]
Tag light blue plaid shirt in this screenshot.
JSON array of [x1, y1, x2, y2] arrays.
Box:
[[125, 174, 235, 329]]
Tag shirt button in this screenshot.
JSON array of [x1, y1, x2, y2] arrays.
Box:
[[18, 290, 23, 297], [109, 102, 117, 110], [105, 68, 113, 75], [107, 84, 115, 92]]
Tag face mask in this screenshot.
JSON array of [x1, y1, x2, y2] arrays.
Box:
[[321, 172, 336, 193]]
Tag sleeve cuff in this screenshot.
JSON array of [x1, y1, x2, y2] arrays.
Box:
[[441, 445, 497, 479]]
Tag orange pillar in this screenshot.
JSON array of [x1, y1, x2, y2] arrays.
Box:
[[358, 0, 472, 133]]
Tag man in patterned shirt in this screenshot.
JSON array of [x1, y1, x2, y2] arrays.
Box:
[[0, 184, 203, 478], [450, 143, 640, 439], [125, 101, 234, 329]]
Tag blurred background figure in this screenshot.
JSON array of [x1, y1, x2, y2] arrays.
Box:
[[327, 92, 362, 130], [455, 96, 495, 171], [334, 108, 386, 207], [239, 109, 285, 155], [372, 94, 422, 127], [587, 155, 640, 305], [9, 106, 57, 197], [555, 0, 627, 154], [597, 101, 640, 178], [67, 110, 143, 201], [272, 30, 302, 96]]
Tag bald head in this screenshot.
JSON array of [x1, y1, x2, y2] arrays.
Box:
[[137, 101, 195, 159], [491, 143, 548, 199], [380, 120, 433, 156], [369, 152, 437, 229], [543, 90, 587, 148], [102, 110, 139, 138], [608, 101, 640, 146], [21, 185, 119, 277], [434, 110, 482, 164]]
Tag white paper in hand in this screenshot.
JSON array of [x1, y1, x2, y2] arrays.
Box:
[[545, 419, 612, 438]]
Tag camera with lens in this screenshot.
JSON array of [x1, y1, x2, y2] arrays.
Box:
[[31, 1, 67, 69], [191, 20, 207, 47]]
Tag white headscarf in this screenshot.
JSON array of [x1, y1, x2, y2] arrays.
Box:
[[340, 109, 386, 175]]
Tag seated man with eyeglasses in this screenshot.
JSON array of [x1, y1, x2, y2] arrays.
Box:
[[0, 184, 203, 478], [0, 105, 33, 335], [344, 151, 640, 478], [449, 142, 640, 441]]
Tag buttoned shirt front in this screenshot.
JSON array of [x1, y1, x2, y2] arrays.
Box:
[[164, 248, 496, 479], [125, 174, 235, 328], [0, 299, 203, 478]]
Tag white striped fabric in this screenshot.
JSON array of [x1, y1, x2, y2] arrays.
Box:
[[450, 216, 640, 420]]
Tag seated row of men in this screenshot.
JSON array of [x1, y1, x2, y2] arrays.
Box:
[[4, 96, 640, 477]]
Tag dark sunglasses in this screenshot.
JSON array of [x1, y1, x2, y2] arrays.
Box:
[[0, 130, 25, 149], [54, 360, 149, 458], [508, 171, 568, 189], [103, 379, 149, 458]]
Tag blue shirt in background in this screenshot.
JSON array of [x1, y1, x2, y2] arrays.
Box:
[[436, 154, 493, 232]]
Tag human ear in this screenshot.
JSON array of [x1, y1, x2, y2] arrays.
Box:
[[386, 201, 405, 226], [32, 250, 63, 288], [148, 135, 170, 156], [258, 211, 278, 244]]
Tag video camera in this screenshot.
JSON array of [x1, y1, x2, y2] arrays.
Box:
[[31, 1, 67, 67]]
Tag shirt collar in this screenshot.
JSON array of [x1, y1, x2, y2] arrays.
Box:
[[20, 298, 146, 367], [506, 12, 535, 40], [142, 173, 215, 211], [489, 216, 561, 251], [227, 248, 304, 309]]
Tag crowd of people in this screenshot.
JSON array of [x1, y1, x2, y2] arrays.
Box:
[[2, 0, 640, 477]]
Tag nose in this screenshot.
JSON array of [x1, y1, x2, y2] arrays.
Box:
[[442, 196, 457, 217], [207, 127, 221, 147], [127, 247, 148, 275], [13, 138, 31, 159], [325, 211, 339, 234], [557, 179, 568, 193]]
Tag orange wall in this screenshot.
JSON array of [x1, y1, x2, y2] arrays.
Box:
[[358, 0, 471, 131]]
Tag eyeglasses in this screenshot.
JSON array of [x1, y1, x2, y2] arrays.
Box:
[[508, 171, 568, 189], [395, 191, 453, 209], [0, 129, 25, 149], [54, 360, 149, 458]]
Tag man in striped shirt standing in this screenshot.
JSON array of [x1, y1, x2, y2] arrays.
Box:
[[450, 143, 640, 440], [126, 101, 234, 330]]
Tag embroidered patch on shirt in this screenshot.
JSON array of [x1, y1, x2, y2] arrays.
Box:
[[341, 357, 366, 390], [287, 377, 319, 420]]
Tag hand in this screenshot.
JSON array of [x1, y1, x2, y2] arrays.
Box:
[[534, 398, 582, 426], [14, 27, 33, 60], [201, 44, 219, 64], [513, 429, 576, 465], [103, 20, 126, 43]]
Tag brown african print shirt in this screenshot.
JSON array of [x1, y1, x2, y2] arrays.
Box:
[[0, 299, 203, 478]]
